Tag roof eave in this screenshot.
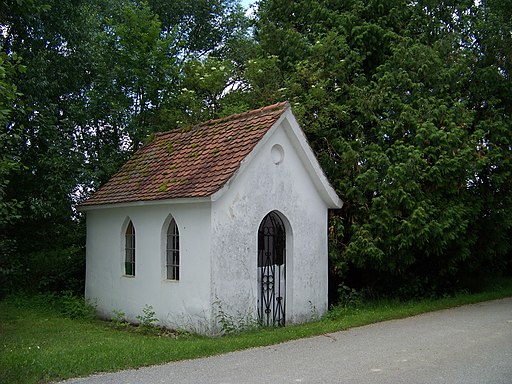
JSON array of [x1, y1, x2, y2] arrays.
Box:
[[77, 196, 212, 211], [281, 108, 343, 209]]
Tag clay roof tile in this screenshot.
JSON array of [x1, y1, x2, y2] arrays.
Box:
[[80, 102, 289, 207]]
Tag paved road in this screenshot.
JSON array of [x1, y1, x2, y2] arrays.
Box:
[[63, 298, 512, 384]]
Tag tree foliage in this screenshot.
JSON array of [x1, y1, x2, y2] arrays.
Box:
[[0, 49, 25, 296], [0, 0, 251, 295], [254, 0, 511, 296]]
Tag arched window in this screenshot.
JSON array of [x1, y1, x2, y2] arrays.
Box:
[[125, 220, 135, 276], [166, 218, 179, 280]]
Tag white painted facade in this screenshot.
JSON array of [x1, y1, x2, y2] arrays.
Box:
[[83, 109, 342, 334]]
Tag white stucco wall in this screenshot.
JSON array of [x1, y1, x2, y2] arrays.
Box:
[[85, 201, 214, 333], [210, 119, 331, 325]]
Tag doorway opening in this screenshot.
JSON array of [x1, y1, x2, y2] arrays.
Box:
[[258, 211, 286, 326]]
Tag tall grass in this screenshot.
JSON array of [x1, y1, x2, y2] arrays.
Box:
[[1, 277, 511, 384]]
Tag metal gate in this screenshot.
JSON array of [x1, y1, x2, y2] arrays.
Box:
[[258, 212, 286, 326]]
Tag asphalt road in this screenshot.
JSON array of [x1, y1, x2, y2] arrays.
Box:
[[62, 298, 512, 384]]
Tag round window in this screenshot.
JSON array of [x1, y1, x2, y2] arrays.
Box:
[[271, 144, 284, 165]]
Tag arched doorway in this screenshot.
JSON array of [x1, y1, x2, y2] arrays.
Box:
[[258, 211, 286, 326]]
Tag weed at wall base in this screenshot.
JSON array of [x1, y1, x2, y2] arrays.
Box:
[[135, 305, 159, 335], [214, 300, 260, 335]]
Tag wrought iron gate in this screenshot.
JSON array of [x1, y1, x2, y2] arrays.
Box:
[[258, 212, 286, 326]]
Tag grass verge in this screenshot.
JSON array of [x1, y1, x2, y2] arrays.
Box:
[[1, 277, 512, 384]]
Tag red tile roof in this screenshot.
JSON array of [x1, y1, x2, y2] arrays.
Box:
[[80, 102, 290, 207]]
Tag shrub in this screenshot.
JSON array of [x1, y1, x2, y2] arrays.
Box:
[[111, 309, 130, 330], [337, 284, 362, 308], [58, 291, 97, 320], [3, 246, 86, 296], [136, 305, 159, 334], [29, 247, 86, 295]]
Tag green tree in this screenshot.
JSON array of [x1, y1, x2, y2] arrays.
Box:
[[1, 0, 102, 293], [0, 49, 25, 297], [0, 0, 254, 294], [146, 0, 255, 122], [79, 0, 181, 187], [465, 0, 512, 276], [254, 0, 511, 296]]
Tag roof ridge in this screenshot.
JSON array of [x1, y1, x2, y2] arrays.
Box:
[[200, 101, 289, 127], [154, 101, 290, 139]]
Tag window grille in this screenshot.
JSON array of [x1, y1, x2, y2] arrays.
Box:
[[258, 212, 286, 326], [125, 220, 135, 276], [166, 218, 179, 280]]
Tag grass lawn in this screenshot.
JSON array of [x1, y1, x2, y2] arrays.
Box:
[[1, 277, 512, 384]]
